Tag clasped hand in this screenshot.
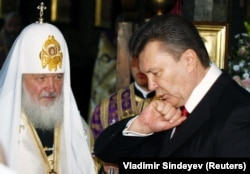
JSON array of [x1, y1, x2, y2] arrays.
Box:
[[128, 100, 187, 134]]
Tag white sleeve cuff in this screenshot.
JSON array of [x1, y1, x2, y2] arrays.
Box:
[[122, 116, 153, 137]]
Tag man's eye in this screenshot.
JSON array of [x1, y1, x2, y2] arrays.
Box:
[[37, 76, 45, 81], [152, 72, 158, 76], [55, 75, 63, 80]]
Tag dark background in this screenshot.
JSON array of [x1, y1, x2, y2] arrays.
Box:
[[0, 0, 249, 121]]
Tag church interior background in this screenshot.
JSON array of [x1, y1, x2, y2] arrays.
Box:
[[0, 0, 249, 121]]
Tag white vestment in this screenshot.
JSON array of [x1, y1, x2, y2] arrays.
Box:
[[0, 23, 96, 173], [0, 164, 16, 174], [18, 113, 68, 174]]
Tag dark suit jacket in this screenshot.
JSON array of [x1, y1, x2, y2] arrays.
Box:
[[94, 72, 250, 163]]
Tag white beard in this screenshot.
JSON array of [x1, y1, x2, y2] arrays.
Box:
[[21, 85, 63, 131]]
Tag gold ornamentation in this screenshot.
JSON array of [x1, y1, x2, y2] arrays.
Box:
[[22, 113, 61, 174], [144, 0, 176, 15], [100, 83, 152, 128], [19, 125, 25, 133], [49, 170, 57, 174], [40, 35, 63, 72]]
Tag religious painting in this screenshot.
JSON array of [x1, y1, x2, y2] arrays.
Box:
[[193, 0, 230, 22], [95, 0, 113, 28], [194, 22, 229, 69]]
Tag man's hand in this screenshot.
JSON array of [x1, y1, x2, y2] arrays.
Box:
[[128, 100, 187, 134]]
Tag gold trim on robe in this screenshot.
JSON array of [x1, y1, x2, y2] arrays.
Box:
[[21, 113, 61, 174], [100, 83, 153, 129]]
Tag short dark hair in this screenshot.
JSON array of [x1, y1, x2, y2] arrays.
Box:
[[128, 14, 210, 67]]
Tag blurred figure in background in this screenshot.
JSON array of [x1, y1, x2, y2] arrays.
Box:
[[90, 32, 155, 173], [90, 54, 155, 140], [87, 31, 117, 123], [0, 11, 22, 69]]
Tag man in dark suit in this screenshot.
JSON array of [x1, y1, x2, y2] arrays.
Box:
[[94, 14, 250, 164]]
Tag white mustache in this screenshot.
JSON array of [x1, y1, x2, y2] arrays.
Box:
[[40, 92, 57, 98]]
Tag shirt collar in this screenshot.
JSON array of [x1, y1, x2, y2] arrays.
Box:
[[134, 82, 152, 98], [185, 62, 222, 113]]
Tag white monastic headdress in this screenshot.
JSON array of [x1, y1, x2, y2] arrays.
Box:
[[0, 2, 95, 174]]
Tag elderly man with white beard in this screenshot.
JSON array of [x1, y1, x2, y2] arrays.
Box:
[[0, 2, 96, 174], [21, 73, 64, 132]]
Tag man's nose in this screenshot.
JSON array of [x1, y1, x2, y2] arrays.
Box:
[[148, 79, 158, 91], [45, 79, 56, 92]]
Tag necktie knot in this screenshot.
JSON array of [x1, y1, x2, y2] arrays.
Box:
[[180, 106, 189, 116]]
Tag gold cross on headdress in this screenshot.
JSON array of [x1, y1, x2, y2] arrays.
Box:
[[37, 2, 47, 23]]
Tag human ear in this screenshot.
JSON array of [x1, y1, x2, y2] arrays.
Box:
[[181, 49, 197, 72]]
